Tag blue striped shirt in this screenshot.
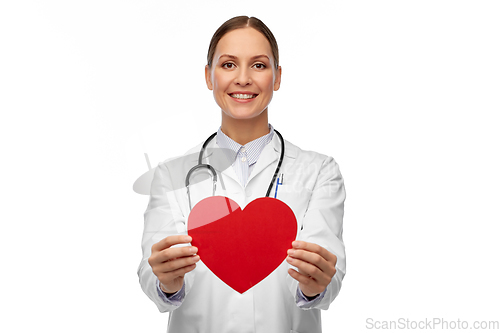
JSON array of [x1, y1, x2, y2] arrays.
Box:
[[216, 123, 275, 187]]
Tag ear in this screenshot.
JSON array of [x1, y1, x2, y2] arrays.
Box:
[[205, 65, 213, 90], [273, 65, 282, 91]]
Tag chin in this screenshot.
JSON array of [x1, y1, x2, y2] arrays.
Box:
[[226, 112, 263, 121], [224, 106, 267, 119]]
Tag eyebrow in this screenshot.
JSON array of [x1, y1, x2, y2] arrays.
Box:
[[218, 54, 270, 61]]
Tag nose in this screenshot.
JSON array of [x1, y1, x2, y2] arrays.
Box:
[[234, 67, 252, 86]]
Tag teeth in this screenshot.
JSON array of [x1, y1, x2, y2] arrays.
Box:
[[230, 94, 256, 99]]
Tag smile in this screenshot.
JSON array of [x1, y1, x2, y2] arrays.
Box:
[[229, 93, 258, 100]]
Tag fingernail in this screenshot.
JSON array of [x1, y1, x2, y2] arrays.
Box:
[[287, 249, 295, 255], [185, 236, 192, 242], [190, 247, 197, 254], [292, 241, 300, 247]]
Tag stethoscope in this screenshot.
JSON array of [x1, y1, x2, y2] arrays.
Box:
[[185, 130, 285, 211]]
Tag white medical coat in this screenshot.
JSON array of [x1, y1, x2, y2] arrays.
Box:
[[138, 133, 346, 333]]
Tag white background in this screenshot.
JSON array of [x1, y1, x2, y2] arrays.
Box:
[[1, 0, 499, 332]]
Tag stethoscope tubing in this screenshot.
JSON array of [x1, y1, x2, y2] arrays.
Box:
[[185, 129, 285, 210], [265, 129, 284, 197]]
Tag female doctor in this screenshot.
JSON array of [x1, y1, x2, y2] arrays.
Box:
[[138, 16, 346, 333]]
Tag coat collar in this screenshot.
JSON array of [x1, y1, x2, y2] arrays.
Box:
[[189, 131, 297, 186]]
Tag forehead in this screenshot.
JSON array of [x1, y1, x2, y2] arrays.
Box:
[[214, 27, 273, 59]]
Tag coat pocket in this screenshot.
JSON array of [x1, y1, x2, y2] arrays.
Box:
[[274, 184, 312, 232]]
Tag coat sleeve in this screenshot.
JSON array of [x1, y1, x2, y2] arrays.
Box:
[[287, 155, 346, 310], [137, 161, 195, 313]]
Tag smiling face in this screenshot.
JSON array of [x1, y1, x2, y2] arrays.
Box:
[[205, 27, 281, 122]]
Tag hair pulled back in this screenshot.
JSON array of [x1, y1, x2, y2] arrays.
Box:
[[207, 16, 279, 70]]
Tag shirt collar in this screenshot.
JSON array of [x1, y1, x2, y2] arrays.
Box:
[[216, 123, 275, 166]]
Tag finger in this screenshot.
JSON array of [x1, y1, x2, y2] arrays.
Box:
[[287, 249, 334, 276], [292, 241, 337, 264], [286, 256, 331, 286], [288, 268, 319, 290], [158, 246, 198, 263], [156, 255, 200, 274], [150, 245, 197, 267], [161, 262, 197, 281], [288, 269, 324, 298], [153, 235, 192, 252]]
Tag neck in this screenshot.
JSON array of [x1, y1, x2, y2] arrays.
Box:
[[221, 109, 270, 146]]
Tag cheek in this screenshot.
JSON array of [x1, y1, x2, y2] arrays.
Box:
[[258, 74, 275, 92], [212, 73, 231, 92]]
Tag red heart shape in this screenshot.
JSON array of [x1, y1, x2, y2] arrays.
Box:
[[188, 196, 297, 294]]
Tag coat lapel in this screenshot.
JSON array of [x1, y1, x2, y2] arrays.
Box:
[[245, 133, 280, 185], [192, 130, 297, 189], [205, 138, 241, 187]]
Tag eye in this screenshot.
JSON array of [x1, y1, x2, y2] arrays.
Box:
[[253, 63, 266, 69], [222, 62, 235, 69]]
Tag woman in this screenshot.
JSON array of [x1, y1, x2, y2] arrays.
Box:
[[138, 16, 346, 333]]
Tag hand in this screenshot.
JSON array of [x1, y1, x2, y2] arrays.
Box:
[[148, 235, 199, 294], [286, 240, 337, 298]]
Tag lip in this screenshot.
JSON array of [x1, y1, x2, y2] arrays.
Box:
[[228, 91, 258, 103], [229, 91, 258, 95]]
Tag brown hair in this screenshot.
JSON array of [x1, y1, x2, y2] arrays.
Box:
[[207, 16, 279, 70]]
